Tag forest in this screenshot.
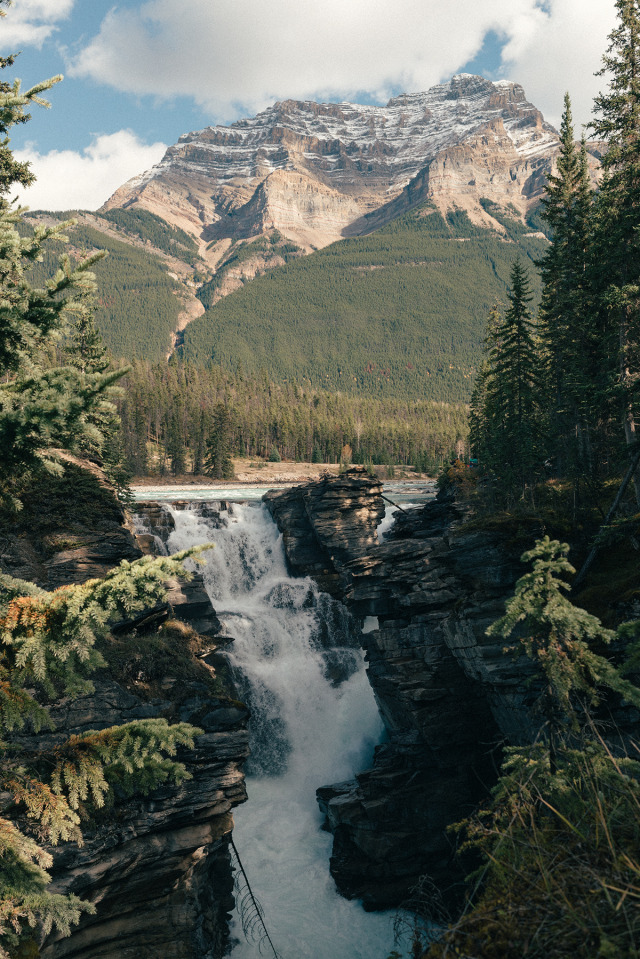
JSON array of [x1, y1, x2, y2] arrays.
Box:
[[117, 360, 468, 476], [23, 216, 185, 362], [180, 202, 548, 403], [422, 3, 640, 953]]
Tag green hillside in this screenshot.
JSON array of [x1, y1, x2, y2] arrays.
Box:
[[25, 217, 185, 362], [179, 204, 548, 402], [100, 207, 201, 267]]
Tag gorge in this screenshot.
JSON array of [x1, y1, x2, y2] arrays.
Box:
[[3, 461, 639, 958]]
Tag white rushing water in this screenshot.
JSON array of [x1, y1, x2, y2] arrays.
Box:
[[166, 503, 401, 959]]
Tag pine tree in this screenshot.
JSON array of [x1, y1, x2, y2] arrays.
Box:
[[488, 536, 640, 770], [0, 53, 124, 510], [0, 551, 205, 954], [203, 404, 235, 479], [0, 14, 204, 950], [63, 302, 110, 376], [590, 0, 640, 502], [427, 538, 640, 959]]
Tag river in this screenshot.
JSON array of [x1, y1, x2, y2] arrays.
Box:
[[164, 500, 407, 959]]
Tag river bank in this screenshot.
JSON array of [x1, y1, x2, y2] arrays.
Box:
[[131, 460, 433, 487]]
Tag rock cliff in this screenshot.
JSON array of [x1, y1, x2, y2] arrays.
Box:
[[103, 75, 564, 265], [0, 467, 249, 959], [264, 471, 540, 908]]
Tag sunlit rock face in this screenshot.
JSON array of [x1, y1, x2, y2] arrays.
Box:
[[102, 75, 565, 264]]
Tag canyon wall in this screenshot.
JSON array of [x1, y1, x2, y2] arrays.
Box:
[[0, 468, 248, 959], [264, 471, 537, 908]]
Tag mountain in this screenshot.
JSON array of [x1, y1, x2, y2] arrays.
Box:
[[179, 201, 549, 402], [102, 76, 568, 254], [58, 77, 598, 395]]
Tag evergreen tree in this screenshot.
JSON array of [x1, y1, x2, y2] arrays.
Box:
[[426, 539, 640, 959], [203, 404, 235, 479], [0, 15, 203, 949], [590, 0, 640, 501], [63, 302, 111, 375], [61, 302, 133, 496], [488, 537, 640, 770], [0, 46, 123, 510], [538, 96, 596, 477], [0, 552, 204, 954], [469, 263, 543, 496]]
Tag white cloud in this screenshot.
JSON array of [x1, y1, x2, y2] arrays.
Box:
[[12, 130, 167, 211], [499, 0, 618, 132], [0, 0, 75, 49], [69, 0, 617, 132]]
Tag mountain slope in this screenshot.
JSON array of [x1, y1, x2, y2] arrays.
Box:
[[30, 78, 598, 397], [180, 203, 548, 401]]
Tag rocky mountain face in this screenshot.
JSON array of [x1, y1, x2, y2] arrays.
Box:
[[103, 75, 563, 268], [264, 472, 543, 908], [0, 469, 249, 959]]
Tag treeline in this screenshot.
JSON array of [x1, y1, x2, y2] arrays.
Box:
[[470, 83, 640, 505], [117, 360, 468, 475], [180, 203, 549, 403], [101, 207, 202, 267]]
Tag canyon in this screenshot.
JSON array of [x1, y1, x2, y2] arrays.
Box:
[[265, 470, 528, 907], [5, 465, 635, 956], [0, 466, 250, 959]]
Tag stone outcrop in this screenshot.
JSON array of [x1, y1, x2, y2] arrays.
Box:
[[0, 465, 249, 959], [264, 471, 537, 908], [37, 680, 249, 959], [102, 75, 564, 262]]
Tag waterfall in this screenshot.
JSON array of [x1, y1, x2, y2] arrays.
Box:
[[166, 502, 401, 959]]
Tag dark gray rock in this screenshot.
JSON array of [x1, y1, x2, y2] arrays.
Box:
[[265, 472, 530, 907], [0, 466, 249, 959]]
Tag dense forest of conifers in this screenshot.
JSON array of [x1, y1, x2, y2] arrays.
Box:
[[117, 360, 468, 475], [25, 191, 551, 409], [100, 207, 201, 266], [25, 216, 185, 362], [180, 204, 548, 402]]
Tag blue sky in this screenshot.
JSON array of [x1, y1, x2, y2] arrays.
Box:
[[0, 0, 618, 211]]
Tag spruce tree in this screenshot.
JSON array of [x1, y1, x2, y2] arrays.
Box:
[[470, 263, 543, 497], [488, 536, 640, 769], [0, 54, 123, 509], [0, 13, 205, 950], [203, 404, 235, 479], [538, 96, 596, 477], [427, 539, 640, 959], [0, 552, 204, 954]]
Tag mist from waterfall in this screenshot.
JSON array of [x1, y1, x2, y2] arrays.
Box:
[[166, 503, 401, 959]]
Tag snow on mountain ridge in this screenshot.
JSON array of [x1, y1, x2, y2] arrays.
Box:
[[102, 74, 565, 263], [151, 75, 558, 189]]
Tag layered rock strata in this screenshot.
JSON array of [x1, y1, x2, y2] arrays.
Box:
[[0, 468, 249, 959], [264, 471, 535, 908], [103, 75, 563, 259], [37, 682, 249, 959]]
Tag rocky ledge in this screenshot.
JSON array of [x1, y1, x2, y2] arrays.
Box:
[[0, 465, 249, 959], [265, 470, 539, 909]]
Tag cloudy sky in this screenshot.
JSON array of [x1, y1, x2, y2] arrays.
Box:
[[1, 0, 618, 211]]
